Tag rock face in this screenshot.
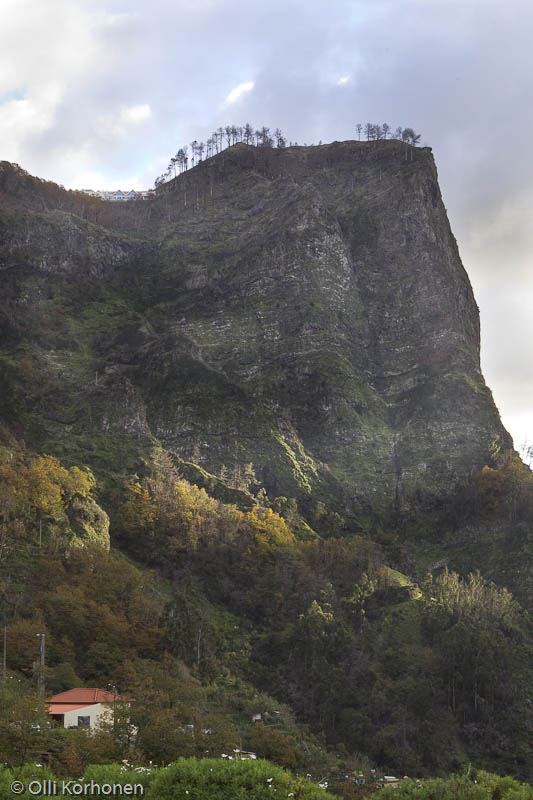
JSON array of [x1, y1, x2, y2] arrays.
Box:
[[0, 143, 512, 518]]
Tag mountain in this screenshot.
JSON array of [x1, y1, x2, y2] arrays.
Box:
[[2, 142, 533, 781], [0, 140, 512, 519]]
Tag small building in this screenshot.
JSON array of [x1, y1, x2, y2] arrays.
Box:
[[380, 776, 401, 789], [46, 688, 128, 730], [233, 749, 257, 760], [78, 188, 154, 201]]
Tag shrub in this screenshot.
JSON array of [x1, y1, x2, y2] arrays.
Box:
[[147, 757, 335, 799]]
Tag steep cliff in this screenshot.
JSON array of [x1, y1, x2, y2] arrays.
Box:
[[0, 141, 512, 520]]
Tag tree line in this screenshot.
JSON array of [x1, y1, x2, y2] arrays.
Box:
[[154, 121, 423, 187], [356, 121, 421, 145], [154, 124, 288, 187]]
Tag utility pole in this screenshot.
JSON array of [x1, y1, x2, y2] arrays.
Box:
[[108, 683, 117, 730], [36, 633, 45, 697], [2, 624, 6, 682]]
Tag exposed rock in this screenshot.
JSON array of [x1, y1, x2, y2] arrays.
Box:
[[0, 141, 512, 521]]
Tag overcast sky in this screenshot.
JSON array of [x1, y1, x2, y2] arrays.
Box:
[[1, 0, 531, 452]]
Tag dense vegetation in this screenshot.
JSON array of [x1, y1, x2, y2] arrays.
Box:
[[1, 762, 533, 799], [0, 760, 335, 799], [2, 443, 533, 786], [374, 771, 533, 799]]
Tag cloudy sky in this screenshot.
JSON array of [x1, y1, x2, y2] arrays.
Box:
[[1, 0, 531, 451]]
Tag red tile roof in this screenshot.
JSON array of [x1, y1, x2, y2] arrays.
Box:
[[46, 688, 123, 705], [48, 703, 97, 714]]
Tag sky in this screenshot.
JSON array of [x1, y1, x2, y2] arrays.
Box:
[[1, 0, 531, 452]]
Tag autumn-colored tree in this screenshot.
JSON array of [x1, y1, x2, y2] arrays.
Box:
[[475, 455, 533, 517], [244, 507, 294, 553], [248, 724, 299, 769], [0, 452, 96, 555], [120, 481, 156, 534]]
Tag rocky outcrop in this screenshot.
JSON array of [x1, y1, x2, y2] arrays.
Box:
[[0, 141, 512, 519]]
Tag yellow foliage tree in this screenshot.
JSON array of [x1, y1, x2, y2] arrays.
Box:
[[121, 481, 157, 533], [245, 507, 295, 553], [0, 452, 97, 550]]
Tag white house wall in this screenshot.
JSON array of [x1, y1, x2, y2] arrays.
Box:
[[62, 703, 113, 729]]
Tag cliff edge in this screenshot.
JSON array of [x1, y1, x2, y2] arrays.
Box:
[[0, 141, 512, 518]]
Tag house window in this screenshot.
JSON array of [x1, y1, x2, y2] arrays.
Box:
[[77, 716, 90, 727]]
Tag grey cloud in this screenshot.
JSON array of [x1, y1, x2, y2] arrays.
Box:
[[2, 0, 532, 444]]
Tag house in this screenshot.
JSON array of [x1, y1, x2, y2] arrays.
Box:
[[46, 688, 128, 730], [109, 190, 128, 202]]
